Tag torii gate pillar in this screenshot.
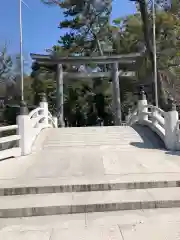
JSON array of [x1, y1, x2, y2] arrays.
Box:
[[56, 64, 65, 127], [112, 62, 122, 125]]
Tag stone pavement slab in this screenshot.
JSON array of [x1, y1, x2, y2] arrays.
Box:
[[0, 146, 180, 185], [1, 209, 180, 239], [51, 225, 123, 240], [2, 187, 180, 218], [0, 230, 51, 240], [0, 126, 180, 187], [120, 222, 180, 240]]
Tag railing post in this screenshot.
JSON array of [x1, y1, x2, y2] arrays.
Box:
[[152, 107, 158, 126], [17, 101, 32, 156], [52, 116, 58, 128], [138, 87, 148, 123], [164, 97, 178, 150], [39, 93, 49, 126], [125, 108, 131, 123]]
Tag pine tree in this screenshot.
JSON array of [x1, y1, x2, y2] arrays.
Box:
[[42, 0, 112, 55], [130, 0, 180, 108]]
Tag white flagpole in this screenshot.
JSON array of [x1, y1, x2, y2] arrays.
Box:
[[19, 0, 24, 101], [152, 0, 158, 107]]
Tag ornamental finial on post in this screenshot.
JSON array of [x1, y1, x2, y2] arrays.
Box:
[[20, 101, 29, 115], [39, 92, 47, 102], [138, 85, 146, 100], [167, 95, 176, 111]]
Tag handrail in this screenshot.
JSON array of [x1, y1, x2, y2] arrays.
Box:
[[142, 105, 165, 124], [127, 104, 166, 142], [0, 125, 18, 132], [29, 107, 44, 118], [176, 120, 180, 143], [29, 107, 56, 129], [0, 104, 56, 159], [0, 135, 21, 144], [127, 109, 138, 125], [31, 116, 45, 128], [0, 125, 20, 144], [176, 120, 180, 131], [48, 111, 53, 118], [143, 105, 165, 117], [0, 124, 21, 160], [48, 116, 56, 128]]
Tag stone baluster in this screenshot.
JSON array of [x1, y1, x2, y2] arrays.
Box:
[[164, 96, 178, 150], [39, 93, 49, 126], [138, 86, 148, 123], [17, 101, 32, 155]]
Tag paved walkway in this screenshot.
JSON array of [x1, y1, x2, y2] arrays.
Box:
[[0, 126, 180, 187], [1, 126, 180, 238], [1, 208, 180, 239]]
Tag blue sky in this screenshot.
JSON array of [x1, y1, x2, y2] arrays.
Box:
[[0, 0, 136, 66]]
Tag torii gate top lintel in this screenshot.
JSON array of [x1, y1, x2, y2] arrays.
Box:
[[30, 52, 143, 65]]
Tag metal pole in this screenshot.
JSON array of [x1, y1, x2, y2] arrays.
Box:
[[152, 0, 158, 107], [19, 0, 24, 101]]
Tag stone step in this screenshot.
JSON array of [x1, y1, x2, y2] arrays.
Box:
[[0, 187, 180, 218], [45, 137, 140, 141], [43, 143, 140, 147], [46, 135, 139, 140], [46, 136, 139, 140], [46, 128, 136, 136], [44, 138, 141, 145], [1, 178, 180, 196], [43, 142, 142, 147], [49, 133, 132, 137], [50, 126, 130, 131], [48, 130, 136, 134]]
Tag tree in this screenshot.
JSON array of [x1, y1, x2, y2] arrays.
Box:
[[31, 61, 56, 108], [36, 1, 140, 124], [0, 45, 17, 102], [0, 45, 12, 82], [130, 0, 180, 108], [31, 0, 114, 125], [42, 0, 112, 55], [36, 0, 180, 126]]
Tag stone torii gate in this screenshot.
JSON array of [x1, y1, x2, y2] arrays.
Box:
[[31, 53, 143, 127]]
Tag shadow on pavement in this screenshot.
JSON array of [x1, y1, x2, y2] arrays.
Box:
[[165, 151, 180, 156], [130, 124, 165, 150]]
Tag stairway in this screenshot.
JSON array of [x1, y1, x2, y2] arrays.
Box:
[[0, 125, 180, 218], [1, 177, 180, 218]]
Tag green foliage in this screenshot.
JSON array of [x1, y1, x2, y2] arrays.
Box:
[[0, 45, 12, 81], [130, 0, 180, 107], [42, 0, 112, 55], [3, 104, 36, 125], [31, 61, 56, 114], [33, 0, 180, 125], [3, 105, 20, 125]]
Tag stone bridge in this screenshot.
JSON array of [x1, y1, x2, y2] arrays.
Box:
[[1, 92, 180, 239]]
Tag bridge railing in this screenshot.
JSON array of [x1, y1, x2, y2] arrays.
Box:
[[0, 94, 57, 160], [0, 125, 21, 160], [17, 94, 57, 156], [127, 90, 179, 151]]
